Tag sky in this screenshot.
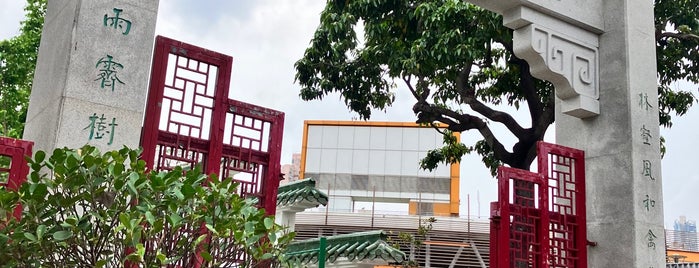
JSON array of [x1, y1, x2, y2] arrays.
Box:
[[1, 0, 698, 228]]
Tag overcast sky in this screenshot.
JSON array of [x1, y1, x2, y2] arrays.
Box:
[[2, 0, 698, 228]]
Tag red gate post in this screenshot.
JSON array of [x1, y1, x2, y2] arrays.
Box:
[[489, 201, 500, 268], [0, 137, 33, 220]]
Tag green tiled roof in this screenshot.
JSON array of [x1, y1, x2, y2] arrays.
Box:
[[285, 230, 406, 265], [277, 178, 328, 208]]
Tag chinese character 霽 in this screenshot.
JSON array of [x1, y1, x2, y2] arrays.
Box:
[[103, 8, 132, 35], [84, 113, 118, 145], [95, 55, 124, 91]]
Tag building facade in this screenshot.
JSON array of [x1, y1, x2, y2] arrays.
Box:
[[299, 120, 459, 216]]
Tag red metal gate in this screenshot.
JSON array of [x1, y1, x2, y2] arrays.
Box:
[[490, 141, 586, 268], [140, 36, 284, 214], [0, 137, 33, 219]]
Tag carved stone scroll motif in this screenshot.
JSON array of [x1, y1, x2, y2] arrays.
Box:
[[514, 24, 600, 118]]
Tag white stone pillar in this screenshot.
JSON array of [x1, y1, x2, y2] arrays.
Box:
[[276, 208, 304, 233], [556, 0, 665, 267], [23, 0, 159, 153]]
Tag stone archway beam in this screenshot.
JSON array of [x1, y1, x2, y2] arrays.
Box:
[[466, 0, 605, 118]]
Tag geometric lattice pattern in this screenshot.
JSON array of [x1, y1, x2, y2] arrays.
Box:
[[538, 142, 586, 268], [140, 36, 285, 267], [491, 141, 585, 268]]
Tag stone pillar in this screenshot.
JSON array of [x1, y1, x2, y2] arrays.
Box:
[[23, 0, 159, 154], [275, 208, 303, 233], [464, 0, 663, 266], [556, 0, 664, 267]]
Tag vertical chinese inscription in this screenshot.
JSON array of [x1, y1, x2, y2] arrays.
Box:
[[639, 93, 653, 111], [84, 113, 118, 145], [646, 229, 658, 249], [103, 8, 131, 35], [95, 55, 124, 91], [641, 160, 655, 181], [643, 194, 655, 211], [640, 125, 651, 145]]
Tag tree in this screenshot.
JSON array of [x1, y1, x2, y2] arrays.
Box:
[[0, 145, 293, 267], [295, 0, 698, 173], [0, 0, 46, 138]]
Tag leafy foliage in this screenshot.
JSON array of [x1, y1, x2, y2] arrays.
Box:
[[296, 0, 698, 173], [387, 217, 435, 267], [0, 145, 293, 267], [0, 0, 46, 138]]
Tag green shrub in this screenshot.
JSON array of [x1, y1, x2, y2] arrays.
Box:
[[0, 145, 293, 267]]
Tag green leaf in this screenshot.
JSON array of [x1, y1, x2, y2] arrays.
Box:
[[52, 230, 73, 241], [201, 251, 213, 262], [34, 150, 45, 163], [168, 213, 183, 226], [264, 217, 274, 229], [96, 260, 108, 268], [145, 211, 155, 225], [136, 243, 145, 258], [181, 183, 195, 199], [119, 213, 130, 228], [23, 232, 37, 242], [37, 224, 46, 240]]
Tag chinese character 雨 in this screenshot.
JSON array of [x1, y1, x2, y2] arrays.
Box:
[[95, 55, 124, 91], [84, 113, 118, 145], [103, 8, 132, 35]]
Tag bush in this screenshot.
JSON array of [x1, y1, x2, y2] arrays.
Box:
[[0, 145, 293, 267]]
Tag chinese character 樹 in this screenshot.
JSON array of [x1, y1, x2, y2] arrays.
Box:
[[95, 55, 124, 91], [103, 8, 132, 35], [84, 113, 118, 145]]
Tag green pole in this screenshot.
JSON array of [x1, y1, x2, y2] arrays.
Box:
[[318, 237, 327, 268]]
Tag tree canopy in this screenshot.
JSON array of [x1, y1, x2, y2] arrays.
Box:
[[0, 0, 46, 138], [295, 0, 698, 173]]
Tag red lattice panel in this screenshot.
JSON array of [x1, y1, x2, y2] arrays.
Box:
[[538, 142, 586, 268], [495, 167, 546, 268], [140, 36, 284, 267], [491, 142, 585, 268], [221, 99, 284, 212], [0, 137, 33, 220], [159, 53, 217, 140]]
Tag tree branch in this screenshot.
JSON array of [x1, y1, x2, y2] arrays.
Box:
[[455, 65, 528, 139], [412, 101, 515, 165], [656, 30, 699, 41]]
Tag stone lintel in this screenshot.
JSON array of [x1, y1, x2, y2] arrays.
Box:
[[505, 6, 601, 118], [468, 0, 604, 34]]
